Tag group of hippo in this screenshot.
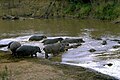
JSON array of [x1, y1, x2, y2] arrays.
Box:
[[7, 35, 85, 59], [7, 35, 120, 59]]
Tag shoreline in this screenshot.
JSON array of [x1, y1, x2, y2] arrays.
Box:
[[0, 53, 118, 80]]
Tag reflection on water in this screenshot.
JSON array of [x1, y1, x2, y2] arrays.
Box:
[[0, 19, 120, 38], [0, 19, 120, 79]]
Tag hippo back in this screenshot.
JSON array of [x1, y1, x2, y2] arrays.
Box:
[[8, 41, 21, 50], [29, 35, 46, 41], [42, 38, 64, 45], [16, 45, 41, 57]]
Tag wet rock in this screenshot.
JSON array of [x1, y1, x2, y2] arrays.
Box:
[[16, 45, 41, 57], [111, 39, 120, 42], [2, 15, 19, 20], [118, 41, 120, 44], [92, 37, 102, 40], [61, 38, 85, 43], [112, 45, 120, 49], [104, 63, 113, 67], [43, 43, 69, 59], [0, 44, 8, 48], [29, 35, 47, 41], [101, 40, 107, 45], [42, 38, 63, 45], [89, 49, 96, 52], [112, 20, 120, 24]]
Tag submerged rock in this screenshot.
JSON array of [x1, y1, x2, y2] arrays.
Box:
[[104, 63, 113, 67], [89, 49, 96, 52], [101, 40, 107, 45], [92, 37, 102, 40], [112, 45, 120, 49]]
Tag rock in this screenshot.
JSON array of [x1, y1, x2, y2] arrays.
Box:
[[89, 49, 96, 52], [92, 37, 102, 40], [113, 20, 120, 24], [104, 63, 113, 67], [2, 15, 19, 20], [101, 40, 107, 45], [112, 45, 120, 49]]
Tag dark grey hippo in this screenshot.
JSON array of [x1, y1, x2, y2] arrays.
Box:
[[16, 45, 41, 57], [42, 38, 63, 45], [8, 41, 21, 56], [61, 38, 85, 43], [43, 43, 69, 59], [29, 35, 47, 41]]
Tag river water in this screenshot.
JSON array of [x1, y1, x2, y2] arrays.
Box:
[[0, 19, 120, 79]]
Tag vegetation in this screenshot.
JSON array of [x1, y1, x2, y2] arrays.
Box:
[[0, 0, 120, 20]]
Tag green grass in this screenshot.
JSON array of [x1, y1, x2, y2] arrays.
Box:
[[0, 0, 119, 20]]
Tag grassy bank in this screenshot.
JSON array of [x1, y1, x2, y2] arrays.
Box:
[[0, 0, 120, 20], [0, 52, 118, 80]]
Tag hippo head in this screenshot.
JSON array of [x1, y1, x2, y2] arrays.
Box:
[[35, 46, 41, 53], [8, 41, 14, 49], [78, 39, 85, 43], [42, 35, 47, 39], [58, 38, 64, 41]]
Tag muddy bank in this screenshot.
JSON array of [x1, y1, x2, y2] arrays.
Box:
[[0, 53, 117, 80]]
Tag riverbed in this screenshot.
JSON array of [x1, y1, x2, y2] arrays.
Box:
[[0, 19, 120, 79]]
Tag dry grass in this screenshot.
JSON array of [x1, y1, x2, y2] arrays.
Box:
[[0, 61, 66, 80], [0, 52, 118, 80]]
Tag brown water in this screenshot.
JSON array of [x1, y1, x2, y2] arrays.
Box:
[[0, 19, 119, 38]]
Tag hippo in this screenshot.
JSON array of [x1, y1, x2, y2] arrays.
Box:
[[42, 38, 63, 45], [16, 45, 41, 57], [61, 38, 85, 43], [43, 43, 69, 59], [29, 35, 47, 41], [8, 41, 21, 56]]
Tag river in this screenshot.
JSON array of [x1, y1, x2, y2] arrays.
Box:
[[0, 19, 120, 79]]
